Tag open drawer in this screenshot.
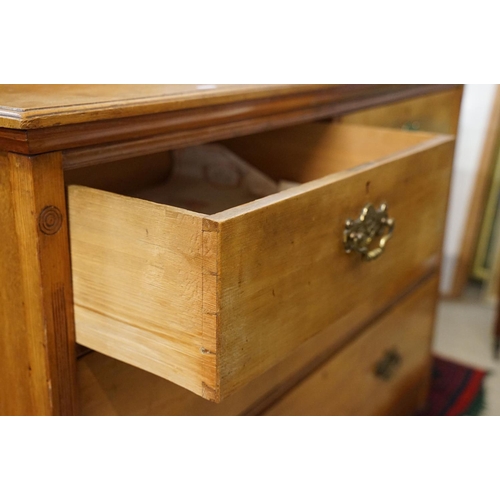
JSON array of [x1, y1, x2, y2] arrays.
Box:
[[68, 123, 454, 402]]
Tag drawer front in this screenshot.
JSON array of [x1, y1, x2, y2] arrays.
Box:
[[214, 128, 453, 398], [68, 124, 454, 402], [264, 276, 439, 416]]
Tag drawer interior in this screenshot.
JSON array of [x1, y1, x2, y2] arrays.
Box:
[[67, 122, 454, 402], [66, 123, 438, 215], [219, 122, 437, 183]]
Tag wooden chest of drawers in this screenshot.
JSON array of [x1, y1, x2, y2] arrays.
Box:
[[0, 84, 463, 415]]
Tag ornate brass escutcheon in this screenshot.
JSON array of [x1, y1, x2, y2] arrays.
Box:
[[343, 203, 394, 261]]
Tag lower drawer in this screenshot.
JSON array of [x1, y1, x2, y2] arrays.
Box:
[[78, 274, 439, 415], [264, 275, 439, 416]]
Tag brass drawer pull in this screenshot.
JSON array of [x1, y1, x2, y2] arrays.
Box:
[[343, 203, 394, 261], [374, 349, 402, 380]]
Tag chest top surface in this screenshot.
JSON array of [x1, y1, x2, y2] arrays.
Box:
[[0, 85, 461, 157], [0, 84, 337, 129]]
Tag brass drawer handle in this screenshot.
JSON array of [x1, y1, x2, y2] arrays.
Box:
[[343, 203, 394, 261], [374, 348, 402, 380]]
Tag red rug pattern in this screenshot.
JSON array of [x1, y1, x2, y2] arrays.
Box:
[[420, 356, 487, 416]]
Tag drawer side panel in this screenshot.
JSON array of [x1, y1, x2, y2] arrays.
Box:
[[68, 186, 213, 397]]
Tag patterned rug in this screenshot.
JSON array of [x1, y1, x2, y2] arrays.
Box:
[[419, 356, 487, 416]]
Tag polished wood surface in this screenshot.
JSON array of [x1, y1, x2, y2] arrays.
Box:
[[0, 85, 332, 128], [264, 276, 439, 416], [0, 85, 460, 156], [0, 152, 76, 415], [0, 85, 463, 415], [0, 85, 460, 130], [68, 123, 453, 401]]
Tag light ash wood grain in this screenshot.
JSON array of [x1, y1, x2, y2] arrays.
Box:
[[264, 276, 439, 416]]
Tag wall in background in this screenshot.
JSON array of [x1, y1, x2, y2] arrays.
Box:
[[441, 84, 498, 294]]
